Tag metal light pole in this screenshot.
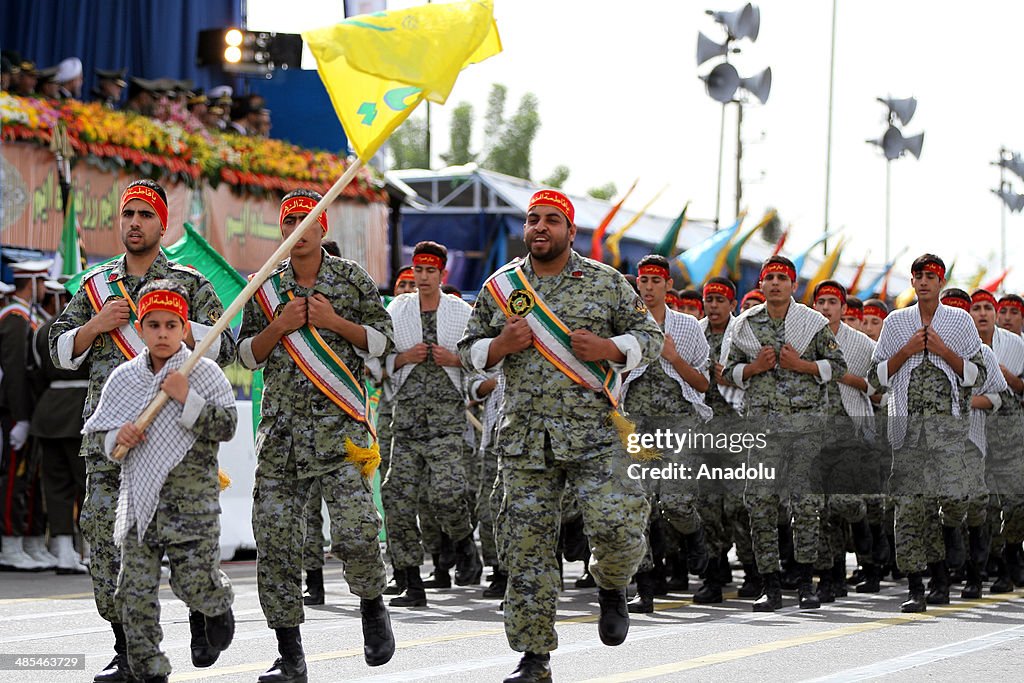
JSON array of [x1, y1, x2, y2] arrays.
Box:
[[867, 97, 923, 267], [992, 148, 1024, 273]]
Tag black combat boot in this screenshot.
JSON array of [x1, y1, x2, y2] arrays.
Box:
[[990, 549, 1014, 593], [926, 561, 951, 605], [94, 622, 132, 683], [967, 523, 990, 568], [188, 610, 219, 668], [503, 652, 552, 682], [942, 526, 966, 570], [870, 523, 891, 567], [797, 563, 821, 609], [1006, 542, 1024, 586], [454, 533, 483, 586], [855, 563, 881, 593], [389, 566, 427, 607], [831, 560, 848, 597], [597, 588, 630, 645], [302, 568, 325, 606], [483, 569, 508, 598], [961, 560, 983, 599], [815, 568, 835, 604], [850, 518, 873, 557], [737, 563, 762, 598], [258, 626, 306, 683], [752, 571, 782, 612], [900, 572, 926, 613], [665, 551, 689, 591], [693, 557, 724, 604], [717, 549, 734, 585], [360, 595, 395, 666], [626, 571, 655, 613], [682, 527, 709, 575], [205, 607, 235, 653], [422, 553, 451, 589], [383, 567, 407, 595]]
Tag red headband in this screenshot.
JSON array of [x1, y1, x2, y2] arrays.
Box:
[[863, 304, 887, 320], [915, 261, 946, 280], [528, 189, 575, 225], [138, 289, 188, 322], [941, 296, 970, 312], [815, 284, 846, 304], [678, 296, 704, 314], [998, 299, 1024, 315], [638, 264, 670, 280], [413, 253, 445, 270], [121, 185, 168, 231], [396, 269, 415, 282], [703, 281, 736, 301], [972, 290, 998, 308], [280, 196, 328, 234], [760, 261, 797, 283], [846, 307, 864, 321], [666, 292, 683, 308], [742, 290, 766, 305]]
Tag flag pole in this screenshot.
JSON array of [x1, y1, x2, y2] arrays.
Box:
[[112, 158, 365, 460]]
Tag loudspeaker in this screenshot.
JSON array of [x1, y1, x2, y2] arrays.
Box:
[[739, 66, 771, 104], [703, 62, 739, 103], [710, 3, 760, 42], [997, 152, 1024, 183], [869, 126, 924, 161], [902, 131, 924, 160], [877, 96, 917, 126], [994, 188, 1024, 213], [697, 31, 729, 66]]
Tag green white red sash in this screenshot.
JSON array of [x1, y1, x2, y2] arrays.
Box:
[[83, 270, 143, 360], [485, 264, 621, 406], [254, 273, 374, 437]]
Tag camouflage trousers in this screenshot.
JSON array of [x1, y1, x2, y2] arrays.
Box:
[[939, 443, 989, 528], [496, 444, 649, 654], [301, 479, 326, 572], [382, 430, 472, 570], [478, 444, 502, 568], [696, 492, 754, 564], [815, 495, 866, 570], [116, 526, 233, 678], [79, 455, 122, 623], [253, 464, 385, 628], [419, 437, 478, 557], [893, 495, 948, 572]]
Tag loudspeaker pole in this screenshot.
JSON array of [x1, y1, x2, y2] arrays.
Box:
[[823, 0, 837, 255], [735, 100, 744, 219], [1001, 148, 1007, 273], [715, 103, 726, 230], [885, 158, 891, 265]]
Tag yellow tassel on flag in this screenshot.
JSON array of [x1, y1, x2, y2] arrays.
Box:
[[609, 410, 661, 462], [218, 468, 231, 491], [345, 438, 382, 478]]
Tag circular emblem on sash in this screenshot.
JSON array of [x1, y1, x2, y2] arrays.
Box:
[[508, 289, 535, 316]]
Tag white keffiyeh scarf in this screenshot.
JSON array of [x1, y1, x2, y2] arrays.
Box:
[[872, 303, 982, 449], [480, 372, 505, 451], [970, 344, 1009, 455], [83, 344, 235, 545], [386, 292, 471, 393], [835, 323, 876, 425], [700, 316, 745, 413], [720, 299, 828, 365], [624, 309, 712, 421], [993, 326, 1024, 379]]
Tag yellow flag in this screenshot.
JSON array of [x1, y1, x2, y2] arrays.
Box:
[[801, 236, 847, 304], [303, 0, 503, 161], [605, 186, 668, 269], [894, 286, 917, 309]]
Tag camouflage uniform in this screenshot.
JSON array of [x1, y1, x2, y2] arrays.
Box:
[[723, 307, 847, 575], [238, 254, 391, 628], [986, 385, 1024, 547], [301, 480, 326, 572], [458, 250, 663, 654], [470, 373, 504, 571], [382, 307, 471, 571], [49, 252, 236, 623], [108, 379, 238, 679]]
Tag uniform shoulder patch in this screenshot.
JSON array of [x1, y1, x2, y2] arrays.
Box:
[[634, 296, 648, 314], [168, 262, 202, 277], [827, 338, 839, 351]]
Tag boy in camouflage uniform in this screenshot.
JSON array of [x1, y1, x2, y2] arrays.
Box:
[[49, 179, 236, 683], [722, 256, 847, 612], [459, 190, 663, 683], [83, 280, 237, 683], [237, 190, 395, 681]]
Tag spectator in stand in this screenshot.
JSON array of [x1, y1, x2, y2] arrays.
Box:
[[187, 91, 209, 121], [92, 68, 127, 109], [124, 77, 158, 116], [54, 57, 83, 100], [7, 54, 38, 97], [0, 54, 15, 92], [255, 108, 272, 138], [35, 66, 60, 100]]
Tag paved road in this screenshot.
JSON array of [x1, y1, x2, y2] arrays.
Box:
[[1, 557, 1022, 682]]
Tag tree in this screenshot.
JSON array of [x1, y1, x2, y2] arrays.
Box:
[[441, 102, 475, 167], [481, 83, 507, 163], [587, 182, 617, 201], [541, 165, 570, 189], [761, 206, 783, 244], [484, 92, 541, 179], [389, 115, 428, 170]]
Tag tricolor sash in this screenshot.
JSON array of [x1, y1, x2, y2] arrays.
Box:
[[254, 273, 375, 438], [485, 264, 621, 406], [83, 270, 144, 360]]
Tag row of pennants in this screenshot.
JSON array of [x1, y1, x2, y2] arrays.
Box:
[[589, 180, 1011, 308]]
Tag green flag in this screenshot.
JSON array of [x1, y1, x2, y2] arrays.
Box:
[[164, 223, 247, 327], [57, 194, 85, 277], [652, 202, 689, 259]]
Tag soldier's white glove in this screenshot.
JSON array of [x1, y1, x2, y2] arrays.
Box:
[[9, 420, 30, 451]]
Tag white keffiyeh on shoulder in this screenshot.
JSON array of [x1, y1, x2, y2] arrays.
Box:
[[993, 326, 1024, 379], [835, 322, 876, 422], [624, 309, 712, 421], [719, 299, 828, 365], [700, 316, 744, 413], [970, 344, 1009, 455], [872, 303, 982, 449], [386, 292, 471, 393], [480, 372, 505, 451], [83, 344, 235, 545]]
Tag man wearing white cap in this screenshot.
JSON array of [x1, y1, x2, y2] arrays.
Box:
[[0, 260, 53, 571], [55, 57, 83, 100]]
